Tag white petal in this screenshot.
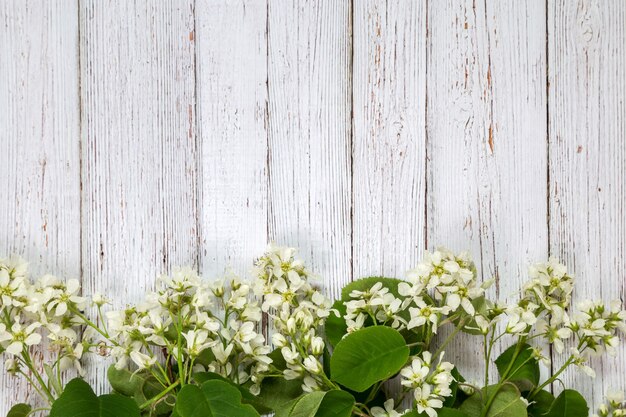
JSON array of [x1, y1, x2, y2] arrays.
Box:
[[6, 342, 23, 355]]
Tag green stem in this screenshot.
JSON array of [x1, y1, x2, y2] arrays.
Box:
[[483, 333, 490, 386], [26, 407, 51, 417], [21, 351, 55, 403], [529, 356, 573, 398], [318, 369, 340, 390], [71, 307, 118, 346], [365, 381, 382, 403], [154, 360, 172, 385], [529, 339, 587, 399], [433, 317, 468, 359], [352, 403, 371, 417], [140, 380, 180, 410], [480, 337, 526, 417], [394, 388, 410, 407], [18, 370, 49, 403], [175, 298, 185, 386], [97, 305, 109, 336]]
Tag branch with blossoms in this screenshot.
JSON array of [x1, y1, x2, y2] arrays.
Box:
[[0, 246, 624, 417]]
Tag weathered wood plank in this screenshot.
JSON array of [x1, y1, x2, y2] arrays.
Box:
[[195, 0, 268, 277], [427, 0, 548, 382], [548, 0, 626, 405], [352, 0, 427, 280], [352, 1, 427, 406], [80, 0, 198, 394], [267, 0, 352, 299], [0, 1, 80, 412]]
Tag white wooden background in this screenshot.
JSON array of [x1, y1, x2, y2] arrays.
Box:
[[0, 0, 624, 414]]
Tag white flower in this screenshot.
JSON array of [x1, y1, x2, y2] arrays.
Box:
[[130, 351, 157, 369], [607, 390, 625, 407], [301, 375, 321, 392], [505, 304, 538, 334], [0, 268, 26, 308], [0, 319, 42, 355], [211, 343, 234, 365], [92, 292, 109, 307], [570, 347, 595, 377], [281, 344, 300, 365], [183, 330, 214, 357], [4, 358, 20, 374], [272, 332, 288, 348], [59, 343, 85, 375], [46, 278, 86, 316], [371, 399, 402, 417], [414, 384, 443, 417], [407, 298, 440, 330], [400, 357, 430, 387], [310, 336, 324, 355], [537, 319, 572, 354], [302, 355, 322, 374]]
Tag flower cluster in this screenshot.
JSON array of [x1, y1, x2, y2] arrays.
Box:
[[595, 390, 626, 417], [400, 351, 455, 417], [253, 245, 333, 392], [502, 258, 575, 339], [344, 281, 409, 332], [571, 299, 626, 355], [498, 258, 626, 379], [344, 248, 486, 339], [524, 257, 574, 321], [105, 268, 272, 394], [0, 256, 94, 403], [406, 249, 483, 316], [0, 246, 624, 417]]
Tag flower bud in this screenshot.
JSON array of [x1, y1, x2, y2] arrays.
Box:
[[310, 337, 324, 355]]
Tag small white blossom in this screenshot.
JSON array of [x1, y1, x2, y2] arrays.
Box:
[[371, 399, 402, 417]]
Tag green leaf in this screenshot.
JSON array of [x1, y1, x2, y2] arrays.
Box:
[[340, 277, 404, 300], [330, 326, 409, 392], [543, 390, 588, 417], [6, 404, 31, 417], [108, 366, 174, 415], [324, 300, 348, 347], [495, 344, 540, 391], [438, 408, 472, 417], [49, 378, 141, 417], [268, 348, 288, 371], [315, 390, 355, 417], [172, 379, 259, 417], [460, 384, 527, 417], [108, 366, 144, 397], [274, 390, 354, 417], [255, 375, 303, 413], [193, 348, 216, 368], [527, 390, 554, 417], [287, 391, 326, 417], [193, 371, 272, 414]]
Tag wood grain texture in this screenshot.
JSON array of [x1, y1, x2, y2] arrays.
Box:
[[352, 2, 427, 405], [195, 0, 268, 278], [0, 1, 80, 413], [267, 0, 352, 299], [548, 0, 626, 405], [80, 0, 197, 394], [427, 0, 548, 382], [352, 0, 427, 279]]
